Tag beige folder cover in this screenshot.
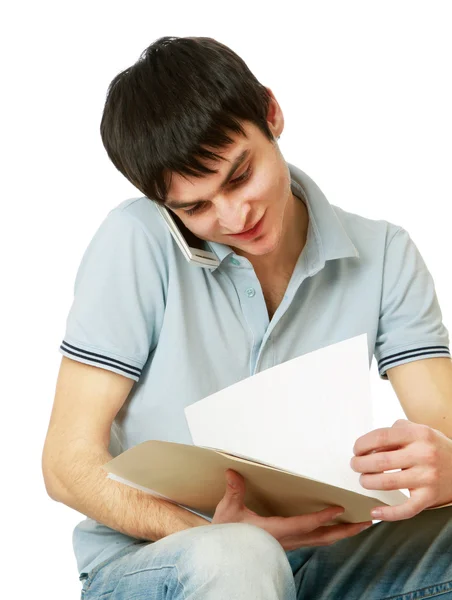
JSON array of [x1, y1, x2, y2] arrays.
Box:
[[103, 440, 412, 523], [103, 335, 452, 521]]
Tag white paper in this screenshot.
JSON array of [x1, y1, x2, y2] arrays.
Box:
[[107, 472, 172, 498], [185, 334, 375, 495]]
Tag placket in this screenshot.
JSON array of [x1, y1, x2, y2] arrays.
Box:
[[252, 248, 326, 374], [223, 254, 270, 376]]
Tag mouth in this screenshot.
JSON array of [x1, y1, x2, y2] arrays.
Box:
[[228, 213, 266, 241]]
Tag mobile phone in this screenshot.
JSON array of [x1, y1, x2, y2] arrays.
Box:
[[154, 204, 220, 268]]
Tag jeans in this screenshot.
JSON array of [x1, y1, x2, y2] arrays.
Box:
[[80, 505, 452, 599]]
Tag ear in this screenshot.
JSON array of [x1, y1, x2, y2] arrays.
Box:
[[264, 87, 284, 140]]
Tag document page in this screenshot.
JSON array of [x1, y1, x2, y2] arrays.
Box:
[[185, 334, 374, 494]]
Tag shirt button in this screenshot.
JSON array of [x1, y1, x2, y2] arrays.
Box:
[[246, 287, 256, 298], [230, 257, 240, 266]]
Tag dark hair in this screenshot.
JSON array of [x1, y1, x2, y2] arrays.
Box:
[[100, 36, 274, 204]]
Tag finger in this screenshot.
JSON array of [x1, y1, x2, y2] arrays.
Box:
[[351, 447, 415, 474], [261, 506, 346, 540], [284, 521, 373, 549], [282, 506, 346, 529], [353, 426, 414, 457], [360, 466, 427, 492], [370, 492, 427, 521]]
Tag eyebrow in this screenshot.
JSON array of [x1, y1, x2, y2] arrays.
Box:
[[165, 148, 251, 209]]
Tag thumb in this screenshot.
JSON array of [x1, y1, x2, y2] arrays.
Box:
[[393, 419, 410, 427], [212, 469, 247, 524], [224, 469, 246, 504]]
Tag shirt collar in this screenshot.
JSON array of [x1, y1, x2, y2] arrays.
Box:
[[288, 163, 360, 263], [205, 162, 359, 272]]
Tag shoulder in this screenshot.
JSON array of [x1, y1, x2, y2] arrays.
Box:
[[74, 196, 176, 287], [107, 196, 172, 247]]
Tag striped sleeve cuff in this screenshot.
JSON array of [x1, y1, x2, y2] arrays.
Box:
[[378, 345, 451, 379], [59, 340, 143, 381]]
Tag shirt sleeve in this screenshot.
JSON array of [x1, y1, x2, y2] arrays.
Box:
[[58, 207, 167, 382], [375, 226, 450, 380]]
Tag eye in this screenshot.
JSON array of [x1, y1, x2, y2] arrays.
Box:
[[183, 166, 252, 217], [230, 166, 252, 186], [184, 202, 207, 216]]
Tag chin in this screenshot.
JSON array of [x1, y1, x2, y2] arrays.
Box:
[[240, 231, 281, 257], [250, 243, 280, 257]]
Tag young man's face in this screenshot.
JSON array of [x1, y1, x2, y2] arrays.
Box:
[[163, 120, 293, 257]]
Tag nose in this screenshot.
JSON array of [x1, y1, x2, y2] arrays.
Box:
[[216, 195, 252, 234]]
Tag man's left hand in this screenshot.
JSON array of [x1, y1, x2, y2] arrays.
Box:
[[350, 418, 452, 521]]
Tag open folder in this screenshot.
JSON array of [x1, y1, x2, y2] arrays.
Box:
[[103, 334, 450, 523]]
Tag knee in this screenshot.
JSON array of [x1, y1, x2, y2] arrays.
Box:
[[125, 524, 294, 598], [189, 522, 289, 577]]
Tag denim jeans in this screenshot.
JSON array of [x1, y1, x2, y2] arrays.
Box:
[[80, 505, 452, 599]]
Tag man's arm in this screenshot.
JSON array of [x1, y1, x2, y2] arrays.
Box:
[[386, 357, 452, 438], [45, 439, 208, 541], [42, 357, 208, 541]]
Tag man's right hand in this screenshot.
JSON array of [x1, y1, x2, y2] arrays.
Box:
[[211, 469, 373, 551]]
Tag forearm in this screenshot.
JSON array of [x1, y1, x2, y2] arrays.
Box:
[[44, 440, 209, 541]]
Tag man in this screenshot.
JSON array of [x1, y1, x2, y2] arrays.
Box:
[[42, 36, 452, 599]]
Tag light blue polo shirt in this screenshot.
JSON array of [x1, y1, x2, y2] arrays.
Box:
[[58, 163, 450, 579]]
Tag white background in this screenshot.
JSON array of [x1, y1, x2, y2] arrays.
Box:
[[3, 1, 451, 597]]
